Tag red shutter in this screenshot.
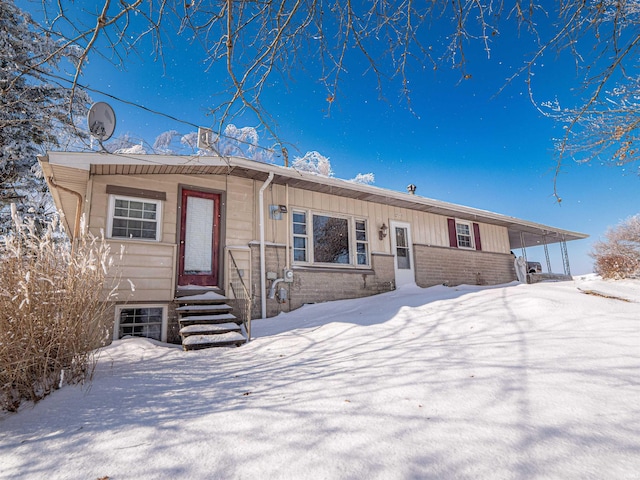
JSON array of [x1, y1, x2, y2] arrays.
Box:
[[473, 222, 482, 251], [447, 218, 458, 248]]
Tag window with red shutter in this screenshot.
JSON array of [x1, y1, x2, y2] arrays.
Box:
[[447, 218, 482, 250]]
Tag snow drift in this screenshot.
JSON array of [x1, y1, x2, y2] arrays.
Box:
[[1, 277, 638, 479]]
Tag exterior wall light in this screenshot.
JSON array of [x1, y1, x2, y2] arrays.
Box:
[[379, 223, 388, 240]]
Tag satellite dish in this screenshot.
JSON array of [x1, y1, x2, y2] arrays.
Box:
[[88, 102, 116, 141]]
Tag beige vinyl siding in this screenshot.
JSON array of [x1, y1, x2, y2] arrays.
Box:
[[105, 240, 176, 301], [89, 175, 177, 302], [225, 176, 254, 245], [411, 212, 449, 247], [46, 164, 90, 237], [87, 183, 110, 233], [276, 184, 511, 255], [88, 173, 259, 303], [258, 181, 288, 246], [90, 173, 255, 244], [476, 223, 511, 254], [89, 175, 178, 243], [176, 174, 254, 245], [85, 172, 511, 303]]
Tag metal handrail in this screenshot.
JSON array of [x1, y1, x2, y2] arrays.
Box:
[[228, 250, 253, 341]]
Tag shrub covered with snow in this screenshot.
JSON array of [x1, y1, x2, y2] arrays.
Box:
[[0, 209, 117, 411], [590, 214, 640, 279]]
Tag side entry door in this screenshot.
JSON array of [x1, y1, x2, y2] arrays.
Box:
[[178, 189, 220, 286], [390, 221, 415, 287]]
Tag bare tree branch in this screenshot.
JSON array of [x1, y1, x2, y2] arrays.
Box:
[[18, 0, 640, 194]]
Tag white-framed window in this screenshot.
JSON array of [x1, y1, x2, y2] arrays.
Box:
[[355, 219, 369, 266], [107, 194, 162, 241], [291, 210, 370, 267], [313, 213, 350, 264], [394, 225, 411, 269], [114, 305, 167, 342], [456, 221, 473, 248], [292, 211, 308, 262], [448, 218, 481, 251]]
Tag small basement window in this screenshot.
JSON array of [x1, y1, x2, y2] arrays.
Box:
[[107, 194, 162, 241], [115, 305, 167, 342]]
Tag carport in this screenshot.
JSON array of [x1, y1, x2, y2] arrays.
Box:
[[508, 224, 588, 281]]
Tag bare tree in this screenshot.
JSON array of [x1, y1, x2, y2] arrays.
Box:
[[590, 214, 640, 279], [32, 1, 640, 183], [1, 1, 91, 232], [528, 1, 640, 200]]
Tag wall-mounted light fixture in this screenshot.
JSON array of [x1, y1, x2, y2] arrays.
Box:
[[407, 184, 417, 195], [269, 204, 288, 220], [379, 223, 388, 240]]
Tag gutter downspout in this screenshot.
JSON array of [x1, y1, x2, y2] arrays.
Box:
[[285, 183, 290, 270], [259, 172, 274, 319], [48, 177, 83, 256]]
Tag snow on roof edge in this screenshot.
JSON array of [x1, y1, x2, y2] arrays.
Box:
[[42, 152, 588, 243]]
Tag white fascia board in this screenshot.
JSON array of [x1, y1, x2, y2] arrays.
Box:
[[45, 151, 230, 171]]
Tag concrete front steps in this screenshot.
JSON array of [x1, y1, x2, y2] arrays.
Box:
[[176, 287, 247, 350]]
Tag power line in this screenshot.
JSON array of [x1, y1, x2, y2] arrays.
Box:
[[36, 68, 282, 156]]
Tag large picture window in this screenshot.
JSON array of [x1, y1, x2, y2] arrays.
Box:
[[292, 210, 369, 267], [313, 214, 349, 264], [108, 195, 162, 241]]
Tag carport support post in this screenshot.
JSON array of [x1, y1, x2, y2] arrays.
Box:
[[543, 235, 552, 274], [561, 236, 572, 276], [519, 232, 528, 263]]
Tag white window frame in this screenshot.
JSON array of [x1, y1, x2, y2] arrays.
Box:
[[291, 209, 370, 267], [354, 218, 369, 266], [107, 194, 163, 242], [292, 210, 308, 263], [113, 304, 168, 342], [455, 219, 474, 249]]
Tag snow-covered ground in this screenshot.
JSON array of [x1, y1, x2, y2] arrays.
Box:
[[1, 277, 639, 479]]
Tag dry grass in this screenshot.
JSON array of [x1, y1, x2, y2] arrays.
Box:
[[0, 209, 118, 412]]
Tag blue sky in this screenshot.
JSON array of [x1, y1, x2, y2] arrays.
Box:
[[27, 2, 638, 274]]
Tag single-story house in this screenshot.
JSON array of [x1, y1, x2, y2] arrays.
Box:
[[39, 152, 588, 349]]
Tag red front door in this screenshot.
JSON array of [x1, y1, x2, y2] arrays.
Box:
[[178, 189, 220, 286]]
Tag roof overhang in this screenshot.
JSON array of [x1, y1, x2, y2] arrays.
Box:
[[40, 152, 588, 249]]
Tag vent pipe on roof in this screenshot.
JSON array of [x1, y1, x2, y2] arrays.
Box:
[[407, 184, 417, 195]]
